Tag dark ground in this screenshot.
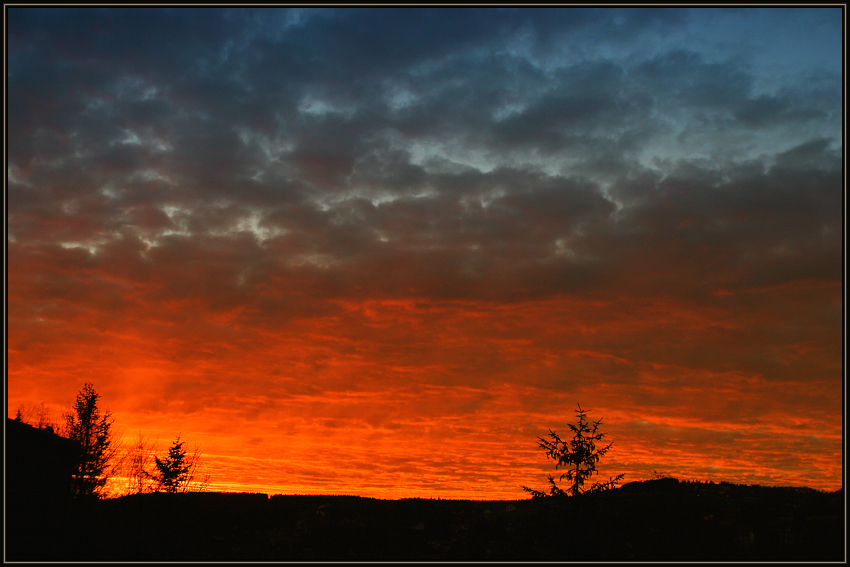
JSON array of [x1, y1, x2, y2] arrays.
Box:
[[5, 478, 844, 561]]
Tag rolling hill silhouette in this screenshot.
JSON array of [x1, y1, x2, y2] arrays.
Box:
[[6, 479, 843, 561]]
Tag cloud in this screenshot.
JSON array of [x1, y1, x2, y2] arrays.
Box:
[[7, 8, 842, 497]]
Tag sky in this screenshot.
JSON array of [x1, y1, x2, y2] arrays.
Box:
[[6, 7, 844, 500]]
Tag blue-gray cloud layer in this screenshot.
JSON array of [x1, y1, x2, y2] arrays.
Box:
[[7, 6, 842, 362]]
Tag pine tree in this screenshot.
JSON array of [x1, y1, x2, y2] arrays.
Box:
[[63, 383, 115, 498], [154, 436, 192, 493], [522, 403, 624, 497]]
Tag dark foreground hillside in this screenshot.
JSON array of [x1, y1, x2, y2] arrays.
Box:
[[6, 479, 844, 561]]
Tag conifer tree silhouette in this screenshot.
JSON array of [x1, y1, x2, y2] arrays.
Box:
[[63, 383, 115, 498], [154, 435, 192, 493], [522, 403, 624, 497]]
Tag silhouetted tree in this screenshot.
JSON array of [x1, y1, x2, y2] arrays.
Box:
[[522, 403, 624, 497], [120, 432, 157, 495], [155, 435, 191, 493], [63, 383, 116, 498], [152, 434, 211, 494], [184, 442, 211, 493]]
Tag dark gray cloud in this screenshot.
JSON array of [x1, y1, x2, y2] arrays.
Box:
[[8, 5, 841, 315]]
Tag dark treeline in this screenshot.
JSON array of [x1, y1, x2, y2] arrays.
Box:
[[5, 390, 844, 561], [5, 478, 843, 561]]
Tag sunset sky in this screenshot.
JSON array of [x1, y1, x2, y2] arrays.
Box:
[[6, 8, 843, 499]]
